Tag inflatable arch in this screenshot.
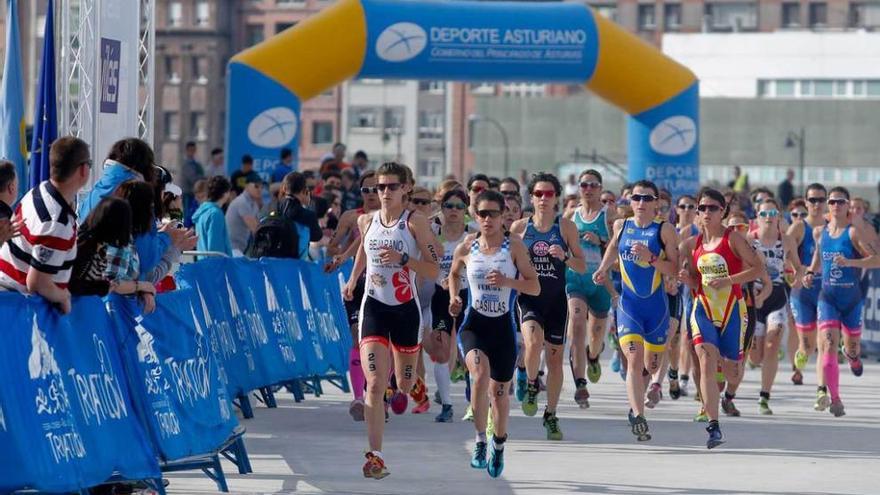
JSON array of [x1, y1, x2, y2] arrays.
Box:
[[226, 0, 699, 197]]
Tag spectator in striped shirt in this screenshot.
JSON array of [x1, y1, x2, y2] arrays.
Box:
[[0, 137, 92, 314]]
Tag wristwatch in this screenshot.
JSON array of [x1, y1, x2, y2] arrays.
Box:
[[400, 252, 410, 266]]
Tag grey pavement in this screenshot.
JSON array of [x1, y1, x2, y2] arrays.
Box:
[[167, 358, 880, 495]]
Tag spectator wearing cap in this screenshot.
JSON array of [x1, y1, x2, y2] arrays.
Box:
[[0, 137, 92, 314], [207, 148, 225, 178], [271, 148, 295, 184], [230, 154, 255, 195], [194, 176, 233, 256], [78, 137, 156, 221], [226, 172, 263, 256]]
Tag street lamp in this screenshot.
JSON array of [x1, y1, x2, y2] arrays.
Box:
[[785, 127, 805, 195], [469, 113, 510, 178]]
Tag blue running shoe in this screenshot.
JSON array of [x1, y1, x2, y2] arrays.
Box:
[[435, 404, 453, 423], [487, 442, 505, 478], [610, 350, 621, 373], [471, 441, 488, 469], [515, 368, 528, 402], [706, 423, 724, 449]]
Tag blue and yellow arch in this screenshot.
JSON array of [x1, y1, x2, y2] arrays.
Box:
[[226, 0, 699, 197]]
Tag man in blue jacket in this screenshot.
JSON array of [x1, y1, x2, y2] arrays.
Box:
[[193, 176, 233, 256]]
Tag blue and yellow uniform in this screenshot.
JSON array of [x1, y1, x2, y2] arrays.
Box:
[[817, 226, 863, 336], [518, 216, 569, 346], [616, 218, 669, 352], [565, 208, 612, 317], [790, 219, 822, 332]]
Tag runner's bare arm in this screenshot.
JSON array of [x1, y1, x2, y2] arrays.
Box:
[[728, 230, 765, 285], [841, 226, 880, 269], [509, 237, 541, 296], [593, 218, 624, 284], [677, 237, 698, 289], [327, 209, 357, 256], [560, 217, 587, 274], [406, 212, 441, 280], [345, 214, 371, 288]]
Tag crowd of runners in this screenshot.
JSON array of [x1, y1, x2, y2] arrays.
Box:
[[325, 163, 878, 480]]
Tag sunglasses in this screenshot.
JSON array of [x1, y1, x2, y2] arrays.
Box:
[[698, 204, 722, 213], [827, 198, 848, 206], [376, 183, 402, 192], [360, 186, 378, 195], [758, 209, 779, 218], [470, 186, 486, 194], [442, 202, 467, 210], [476, 209, 502, 219], [501, 190, 519, 197], [532, 190, 556, 199], [806, 197, 826, 204], [601, 199, 616, 205], [411, 198, 431, 206], [790, 211, 807, 218], [579, 181, 601, 190], [677, 204, 696, 210], [731, 223, 749, 232], [630, 194, 657, 203]]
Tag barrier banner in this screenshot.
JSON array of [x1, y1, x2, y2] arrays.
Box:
[[299, 261, 352, 375], [0, 294, 159, 493], [860, 269, 880, 357]]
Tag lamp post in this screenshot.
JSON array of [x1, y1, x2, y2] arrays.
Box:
[[469, 113, 510, 178], [785, 127, 806, 196]]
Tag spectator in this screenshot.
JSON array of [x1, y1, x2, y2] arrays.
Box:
[[340, 168, 361, 211], [271, 147, 295, 184], [78, 137, 156, 221], [207, 147, 225, 178], [226, 173, 263, 256], [0, 137, 91, 314], [564, 173, 579, 196], [332, 142, 350, 170], [277, 171, 322, 258], [351, 150, 369, 179], [162, 183, 184, 224], [230, 154, 254, 195], [193, 176, 233, 256], [193, 178, 209, 205], [728, 165, 749, 193], [778, 168, 795, 209], [322, 171, 343, 192], [319, 152, 339, 176], [181, 141, 205, 226], [0, 161, 19, 244]]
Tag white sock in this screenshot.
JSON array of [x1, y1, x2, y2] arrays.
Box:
[[371, 450, 383, 459], [434, 361, 452, 405], [476, 431, 487, 444]]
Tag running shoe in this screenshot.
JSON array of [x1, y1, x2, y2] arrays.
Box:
[[435, 404, 453, 423], [669, 379, 681, 400], [610, 350, 621, 373], [363, 452, 389, 480], [791, 370, 804, 385], [694, 407, 709, 422], [814, 389, 831, 412], [627, 410, 651, 442], [850, 357, 864, 377], [487, 409, 495, 439], [412, 398, 430, 414], [829, 399, 846, 418], [706, 423, 724, 449], [390, 391, 408, 415], [574, 378, 590, 409], [349, 399, 365, 422], [522, 382, 540, 417], [543, 411, 563, 441], [794, 349, 809, 371], [487, 441, 505, 478], [515, 368, 528, 402], [758, 397, 773, 415], [462, 404, 475, 422], [450, 363, 466, 383], [645, 383, 662, 409], [470, 441, 488, 469], [679, 377, 690, 397], [434, 390, 442, 405], [721, 396, 741, 417], [586, 347, 602, 383]]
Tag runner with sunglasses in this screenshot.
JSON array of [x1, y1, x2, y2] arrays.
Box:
[[343, 162, 440, 479], [679, 188, 762, 448], [510, 173, 585, 440], [325, 171, 380, 421], [787, 183, 829, 410], [428, 189, 472, 423], [803, 187, 880, 417], [748, 198, 802, 415], [671, 195, 700, 399], [467, 174, 491, 230], [563, 169, 615, 408], [594, 180, 679, 442], [448, 190, 540, 478]]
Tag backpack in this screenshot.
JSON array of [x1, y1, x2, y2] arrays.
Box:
[[246, 210, 308, 259]]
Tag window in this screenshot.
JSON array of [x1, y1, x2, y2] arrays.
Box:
[[191, 112, 208, 141], [664, 4, 682, 29], [853, 80, 865, 96], [168, 1, 183, 27], [419, 81, 445, 93], [850, 2, 880, 27], [500, 83, 546, 97], [276, 0, 305, 6], [195, 1, 210, 27], [192, 56, 209, 84], [383, 108, 405, 129], [418, 111, 444, 139], [350, 107, 380, 129], [638, 4, 656, 29], [164, 112, 180, 140], [833, 80, 847, 96], [311, 121, 333, 144], [705, 3, 758, 31], [781, 2, 800, 27], [165, 56, 181, 83], [776, 79, 795, 96], [814, 80, 833, 96], [245, 24, 264, 46], [418, 158, 444, 178], [275, 22, 296, 34], [593, 4, 617, 21], [757, 80, 770, 96], [868, 80, 880, 96], [800, 80, 813, 96], [809, 2, 827, 26]]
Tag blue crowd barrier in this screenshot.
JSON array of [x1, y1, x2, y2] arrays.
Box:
[[0, 256, 353, 493], [860, 269, 880, 358]]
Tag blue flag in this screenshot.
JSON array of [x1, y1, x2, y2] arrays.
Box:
[[30, 0, 58, 190], [0, 0, 27, 197]]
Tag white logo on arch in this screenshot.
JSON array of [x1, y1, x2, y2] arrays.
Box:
[[247, 107, 298, 148], [376, 22, 427, 62], [649, 116, 697, 156]]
